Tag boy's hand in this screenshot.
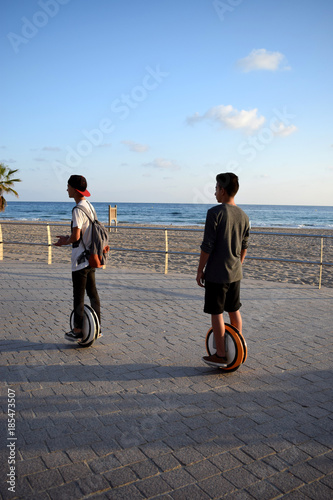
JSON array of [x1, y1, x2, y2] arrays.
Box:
[[54, 235, 69, 246], [196, 270, 205, 288]]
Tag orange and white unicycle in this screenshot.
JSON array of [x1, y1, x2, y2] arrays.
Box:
[[205, 323, 247, 372]]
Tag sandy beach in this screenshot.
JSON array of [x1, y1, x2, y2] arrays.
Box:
[[0, 221, 332, 288]]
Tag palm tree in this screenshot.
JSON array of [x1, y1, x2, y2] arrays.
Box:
[[0, 163, 22, 212]]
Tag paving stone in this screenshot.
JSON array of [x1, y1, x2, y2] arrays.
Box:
[[3, 476, 34, 499], [288, 462, 324, 484], [198, 473, 236, 497], [135, 475, 171, 497], [130, 459, 160, 479], [16, 456, 47, 476], [152, 453, 182, 472], [244, 459, 277, 480], [159, 464, 196, 489], [89, 454, 122, 474], [223, 489, 255, 500], [58, 462, 92, 483], [41, 450, 72, 469], [27, 468, 64, 493], [66, 446, 98, 463], [298, 480, 333, 500], [308, 454, 333, 475], [172, 447, 205, 466], [102, 483, 145, 499], [104, 465, 137, 487], [48, 481, 84, 499], [277, 446, 311, 466], [245, 479, 282, 500], [268, 470, 305, 493], [114, 447, 147, 466], [76, 472, 110, 496], [223, 467, 258, 489], [262, 454, 290, 472], [170, 483, 211, 500], [241, 442, 275, 461], [209, 452, 244, 472]]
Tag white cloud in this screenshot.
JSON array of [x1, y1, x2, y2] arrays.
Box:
[[42, 146, 61, 152], [273, 122, 298, 137], [258, 174, 270, 179], [237, 49, 290, 72], [187, 105, 265, 133], [143, 158, 180, 171], [122, 140, 149, 153]]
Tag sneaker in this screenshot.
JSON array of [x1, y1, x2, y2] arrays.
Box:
[[64, 329, 83, 342], [202, 353, 228, 367]]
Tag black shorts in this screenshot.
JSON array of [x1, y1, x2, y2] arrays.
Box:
[[204, 280, 241, 315]]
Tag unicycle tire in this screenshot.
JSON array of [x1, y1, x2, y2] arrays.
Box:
[[205, 323, 246, 372], [69, 304, 100, 348]]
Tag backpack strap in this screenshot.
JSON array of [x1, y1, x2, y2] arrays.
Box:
[[73, 202, 96, 223], [72, 202, 95, 258]]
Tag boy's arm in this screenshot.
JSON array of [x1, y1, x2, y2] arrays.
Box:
[[54, 227, 81, 246], [240, 221, 250, 264], [196, 250, 210, 287]]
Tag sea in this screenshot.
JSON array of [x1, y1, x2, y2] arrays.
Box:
[[1, 202, 333, 229]]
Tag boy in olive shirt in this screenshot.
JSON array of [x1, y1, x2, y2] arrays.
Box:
[[196, 173, 250, 367]]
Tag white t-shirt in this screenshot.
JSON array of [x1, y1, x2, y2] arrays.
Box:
[[71, 200, 96, 272]]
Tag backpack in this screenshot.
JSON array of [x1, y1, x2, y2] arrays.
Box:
[[73, 202, 110, 268]]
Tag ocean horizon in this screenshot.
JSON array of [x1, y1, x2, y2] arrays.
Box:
[[1, 201, 333, 229]]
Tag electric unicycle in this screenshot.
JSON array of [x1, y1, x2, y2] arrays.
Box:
[[205, 323, 247, 372], [69, 304, 100, 348]]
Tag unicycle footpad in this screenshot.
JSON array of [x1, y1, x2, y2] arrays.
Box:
[[205, 323, 247, 371], [69, 304, 100, 347]]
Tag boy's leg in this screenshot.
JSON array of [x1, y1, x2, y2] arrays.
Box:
[[211, 313, 226, 357], [72, 268, 88, 333], [86, 268, 101, 323], [225, 281, 242, 333], [228, 310, 242, 333]]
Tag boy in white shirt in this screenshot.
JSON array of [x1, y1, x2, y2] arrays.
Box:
[[55, 175, 101, 341]]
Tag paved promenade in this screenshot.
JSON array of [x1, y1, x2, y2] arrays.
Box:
[[1, 262, 333, 500]]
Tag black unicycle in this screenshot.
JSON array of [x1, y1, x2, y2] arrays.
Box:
[[69, 304, 100, 348]]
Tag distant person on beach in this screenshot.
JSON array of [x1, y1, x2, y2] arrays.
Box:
[[54, 175, 101, 342], [196, 173, 250, 367]]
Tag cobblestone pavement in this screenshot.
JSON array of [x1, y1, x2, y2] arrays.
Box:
[[1, 262, 332, 500]]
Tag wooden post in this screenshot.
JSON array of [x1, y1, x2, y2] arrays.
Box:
[[164, 229, 168, 275], [47, 224, 52, 265], [319, 237, 324, 289], [0, 224, 3, 261], [108, 205, 112, 233], [109, 205, 117, 232]]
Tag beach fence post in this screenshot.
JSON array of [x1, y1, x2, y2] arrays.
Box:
[[46, 224, 52, 265], [164, 229, 168, 274], [0, 224, 3, 261], [108, 205, 117, 232], [319, 237, 324, 289]]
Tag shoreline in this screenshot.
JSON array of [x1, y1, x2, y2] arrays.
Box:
[[1, 219, 333, 232], [1, 222, 332, 288]]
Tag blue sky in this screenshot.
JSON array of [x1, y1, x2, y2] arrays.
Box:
[[2, 0, 333, 205]]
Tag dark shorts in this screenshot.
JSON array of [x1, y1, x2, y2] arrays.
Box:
[[204, 280, 241, 315]]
